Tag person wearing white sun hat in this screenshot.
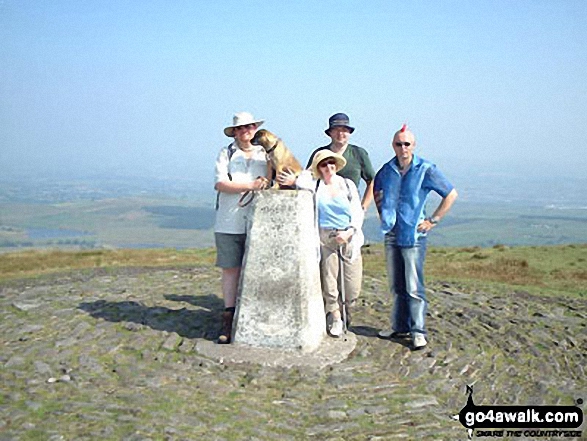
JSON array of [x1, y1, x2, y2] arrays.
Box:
[[214, 111, 270, 344]]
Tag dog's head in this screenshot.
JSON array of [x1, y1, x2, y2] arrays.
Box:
[[250, 129, 278, 151]]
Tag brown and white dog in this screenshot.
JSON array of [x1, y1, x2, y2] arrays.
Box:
[[251, 129, 302, 189]]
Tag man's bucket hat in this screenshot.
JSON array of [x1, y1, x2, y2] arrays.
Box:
[[325, 113, 355, 135]]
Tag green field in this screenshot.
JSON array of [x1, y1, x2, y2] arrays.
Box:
[[0, 197, 216, 250], [400, 202, 587, 247], [1, 195, 586, 251]]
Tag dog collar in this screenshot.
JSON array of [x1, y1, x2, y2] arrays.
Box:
[[266, 139, 280, 154]]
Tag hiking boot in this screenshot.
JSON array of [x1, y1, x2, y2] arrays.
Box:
[[217, 309, 234, 344], [325, 311, 334, 330], [412, 334, 427, 350], [377, 329, 411, 340], [329, 318, 343, 338]]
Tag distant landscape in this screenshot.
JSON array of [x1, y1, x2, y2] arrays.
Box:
[[1, 173, 586, 252]]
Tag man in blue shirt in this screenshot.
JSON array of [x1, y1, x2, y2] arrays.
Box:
[[374, 125, 458, 349]]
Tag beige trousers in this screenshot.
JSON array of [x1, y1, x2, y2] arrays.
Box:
[[319, 229, 363, 314]]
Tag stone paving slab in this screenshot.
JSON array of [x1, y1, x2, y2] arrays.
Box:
[[196, 332, 357, 369]]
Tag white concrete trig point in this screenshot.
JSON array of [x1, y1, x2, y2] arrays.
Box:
[[233, 190, 325, 352], [197, 190, 356, 367]]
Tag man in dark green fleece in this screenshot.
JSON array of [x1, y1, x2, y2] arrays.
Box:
[[306, 113, 376, 211]]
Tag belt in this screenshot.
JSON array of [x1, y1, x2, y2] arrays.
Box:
[[320, 226, 356, 237]]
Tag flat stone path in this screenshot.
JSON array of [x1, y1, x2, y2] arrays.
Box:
[[1, 265, 585, 440]]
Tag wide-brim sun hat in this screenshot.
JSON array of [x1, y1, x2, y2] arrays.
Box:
[[224, 112, 264, 137], [311, 150, 347, 179], [324, 112, 355, 135]]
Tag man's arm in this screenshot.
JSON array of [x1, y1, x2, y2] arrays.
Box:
[[417, 188, 458, 232], [361, 180, 374, 211], [372, 170, 384, 218]]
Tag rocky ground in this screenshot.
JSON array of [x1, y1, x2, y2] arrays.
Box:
[[1, 259, 586, 440]]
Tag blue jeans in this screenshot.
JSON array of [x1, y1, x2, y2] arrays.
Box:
[[384, 232, 428, 336]]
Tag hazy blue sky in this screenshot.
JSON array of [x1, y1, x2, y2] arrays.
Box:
[[1, 0, 586, 182]]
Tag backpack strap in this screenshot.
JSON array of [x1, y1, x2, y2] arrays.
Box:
[[216, 143, 237, 210], [343, 178, 352, 202], [226, 143, 237, 180]]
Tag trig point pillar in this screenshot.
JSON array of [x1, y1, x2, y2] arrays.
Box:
[[232, 190, 326, 352]]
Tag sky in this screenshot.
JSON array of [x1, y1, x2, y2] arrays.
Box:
[[1, 0, 586, 183]]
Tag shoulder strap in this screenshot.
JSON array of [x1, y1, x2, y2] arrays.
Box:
[[348, 144, 365, 171], [344, 178, 352, 201], [356, 146, 366, 169], [227, 142, 237, 158], [226, 143, 237, 181], [216, 143, 237, 210]]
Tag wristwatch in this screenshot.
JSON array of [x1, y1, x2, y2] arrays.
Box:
[[426, 216, 440, 225]]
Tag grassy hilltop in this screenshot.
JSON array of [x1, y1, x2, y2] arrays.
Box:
[[1, 245, 585, 439], [1, 244, 585, 298]]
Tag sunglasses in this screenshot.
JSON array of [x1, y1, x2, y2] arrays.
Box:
[[319, 159, 337, 168], [394, 142, 411, 147], [234, 124, 256, 131]]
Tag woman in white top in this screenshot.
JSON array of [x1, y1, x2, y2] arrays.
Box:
[[214, 112, 270, 344], [306, 150, 364, 337]]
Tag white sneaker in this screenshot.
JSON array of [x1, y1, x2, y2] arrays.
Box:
[[413, 334, 427, 349], [329, 318, 343, 337], [378, 329, 411, 339]]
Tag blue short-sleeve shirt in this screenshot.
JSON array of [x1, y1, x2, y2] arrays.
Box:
[[374, 155, 454, 247]]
